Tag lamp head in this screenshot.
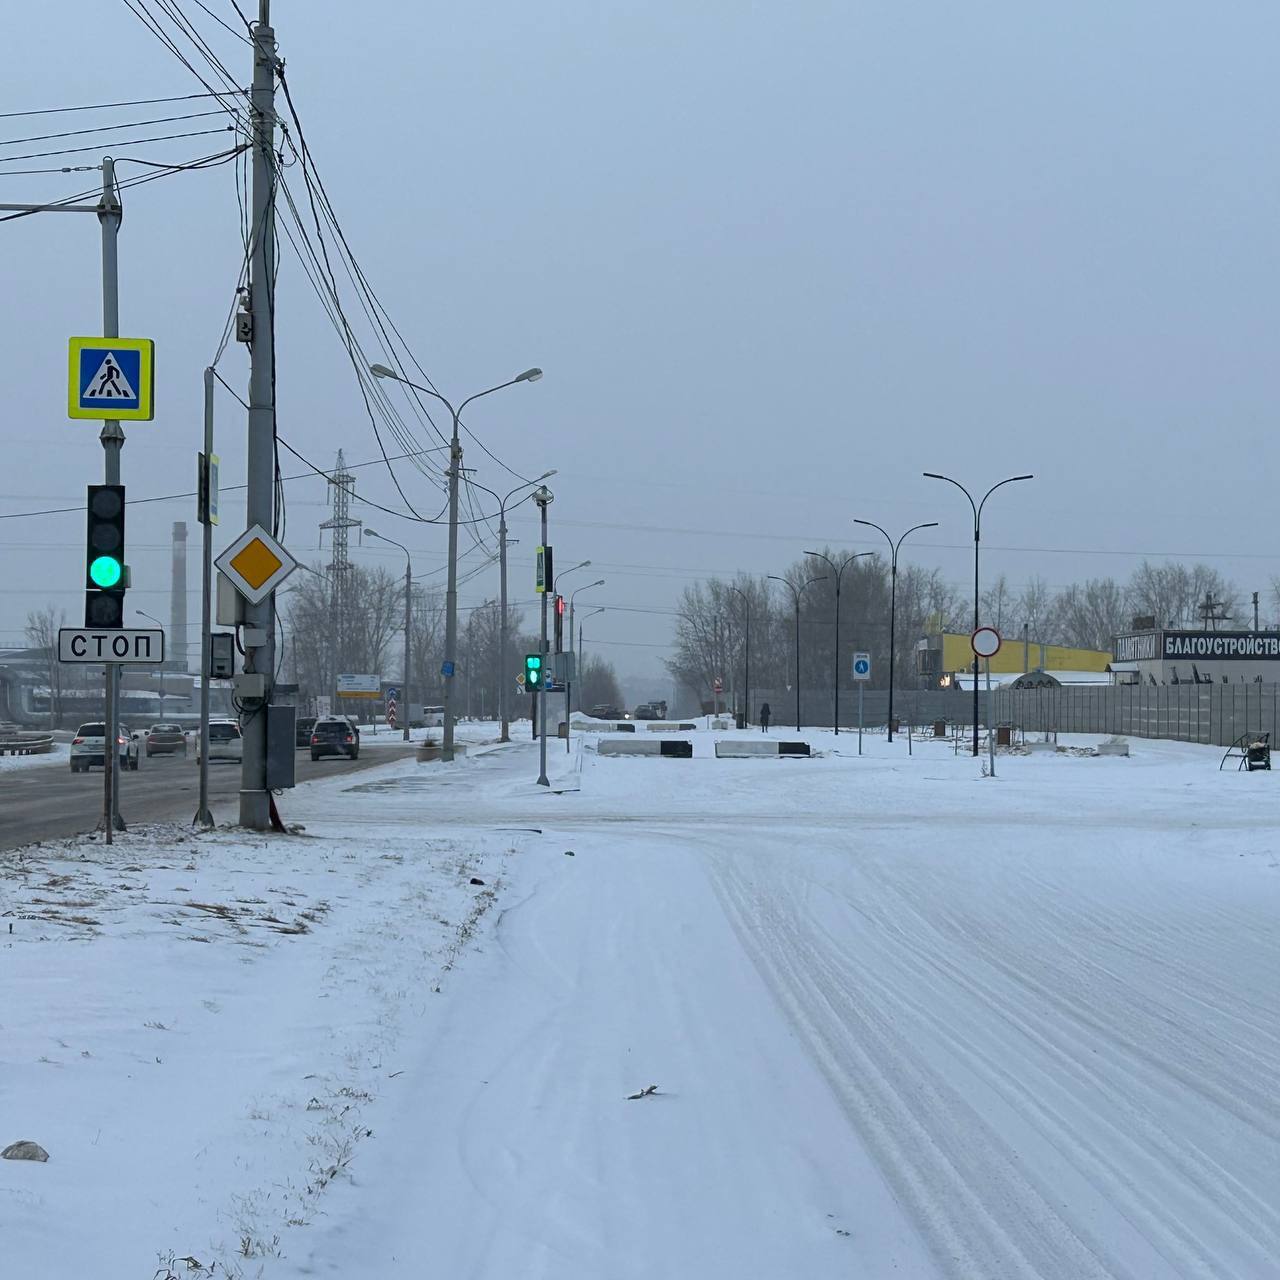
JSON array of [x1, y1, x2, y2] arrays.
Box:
[[365, 528, 380, 540], [516, 367, 543, 383], [533, 485, 553, 507], [369, 363, 396, 379]]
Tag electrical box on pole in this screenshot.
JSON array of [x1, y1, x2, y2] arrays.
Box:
[[85, 484, 126, 627], [209, 631, 235, 679]]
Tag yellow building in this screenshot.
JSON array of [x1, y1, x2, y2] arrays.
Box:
[[917, 632, 1111, 685]]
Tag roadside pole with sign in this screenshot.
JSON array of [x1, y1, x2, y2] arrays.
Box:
[[971, 626, 1002, 777], [851, 651, 871, 754]]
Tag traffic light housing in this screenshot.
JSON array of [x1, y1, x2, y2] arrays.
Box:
[[525, 652, 543, 691], [85, 484, 126, 627], [554, 595, 565, 652]]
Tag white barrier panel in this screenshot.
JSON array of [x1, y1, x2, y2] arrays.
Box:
[[564, 721, 636, 734], [599, 739, 692, 758], [715, 740, 812, 759], [645, 722, 697, 732]]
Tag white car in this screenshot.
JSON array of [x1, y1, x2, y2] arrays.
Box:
[[197, 720, 243, 763], [70, 722, 140, 773]]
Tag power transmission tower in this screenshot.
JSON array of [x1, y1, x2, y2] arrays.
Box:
[[1198, 593, 1231, 632], [319, 449, 361, 683]]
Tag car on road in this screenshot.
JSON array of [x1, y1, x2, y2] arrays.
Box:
[[197, 719, 243, 764], [310, 716, 360, 761], [295, 715, 317, 748], [142, 723, 187, 757], [632, 703, 661, 720], [70, 722, 140, 773], [589, 704, 624, 720]]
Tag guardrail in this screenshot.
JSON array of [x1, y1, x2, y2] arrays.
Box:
[[0, 733, 55, 756]]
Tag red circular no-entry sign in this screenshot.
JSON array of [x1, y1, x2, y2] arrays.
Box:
[[971, 626, 1002, 659]]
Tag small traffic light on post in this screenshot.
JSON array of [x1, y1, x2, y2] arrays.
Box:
[[85, 484, 126, 627], [525, 653, 543, 691], [554, 595, 565, 652]]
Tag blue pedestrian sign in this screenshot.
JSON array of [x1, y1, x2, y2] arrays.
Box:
[[852, 652, 871, 681], [385, 686, 399, 702], [441, 660, 455, 677], [68, 336, 154, 421]]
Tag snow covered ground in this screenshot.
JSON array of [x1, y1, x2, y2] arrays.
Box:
[[3, 727, 1278, 1278], [0, 741, 69, 772]]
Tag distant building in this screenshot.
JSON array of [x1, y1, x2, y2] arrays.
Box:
[[1110, 626, 1280, 685], [916, 632, 1110, 690]]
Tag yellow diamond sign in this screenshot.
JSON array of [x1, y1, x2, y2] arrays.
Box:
[[215, 523, 297, 605]]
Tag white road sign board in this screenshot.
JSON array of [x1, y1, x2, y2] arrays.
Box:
[[59, 628, 165, 664], [971, 626, 1002, 659], [851, 652, 872, 681], [337, 673, 381, 698]]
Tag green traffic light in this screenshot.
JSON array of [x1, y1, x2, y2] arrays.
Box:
[[89, 555, 123, 588]]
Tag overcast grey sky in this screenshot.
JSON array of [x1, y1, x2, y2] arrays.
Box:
[[3, 1, 1277, 687]]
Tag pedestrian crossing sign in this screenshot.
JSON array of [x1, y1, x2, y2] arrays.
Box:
[[68, 336, 155, 420]]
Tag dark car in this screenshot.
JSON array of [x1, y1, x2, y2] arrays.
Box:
[[144, 723, 187, 757], [295, 716, 317, 748], [633, 703, 660, 720], [590, 704, 623, 720], [310, 716, 360, 761]]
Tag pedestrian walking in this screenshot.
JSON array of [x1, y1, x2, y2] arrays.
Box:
[[759, 701, 771, 733]]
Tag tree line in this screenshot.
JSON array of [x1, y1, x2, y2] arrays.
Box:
[[666, 553, 1250, 701]]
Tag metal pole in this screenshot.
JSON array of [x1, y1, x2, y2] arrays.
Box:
[[834, 580, 840, 734], [441, 403, 462, 762], [537, 497, 550, 786], [888, 554, 897, 741], [858, 680, 863, 755], [195, 369, 214, 826], [402, 554, 411, 741], [499, 508, 509, 742], [98, 156, 124, 840], [238, 1, 278, 829], [973, 520, 980, 757], [986, 656, 996, 777], [794, 600, 801, 732]]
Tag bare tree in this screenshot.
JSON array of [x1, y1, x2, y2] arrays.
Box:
[[24, 605, 65, 728], [1048, 578, 1129, 651]]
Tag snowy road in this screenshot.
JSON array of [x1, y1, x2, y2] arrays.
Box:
[[5, 730, 1279, 1278], [288, 733, 1280, 1279]]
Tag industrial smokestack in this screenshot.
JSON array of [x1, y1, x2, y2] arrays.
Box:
[[170, 521, 188, 671]]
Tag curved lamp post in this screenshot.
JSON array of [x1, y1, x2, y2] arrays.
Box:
[[853, 519, 939, 741], [728, 585, 750, 727], [371, 362, 542, 762], [768, 574, 827, 732], [923, 472, 1032, 755], [803, 551, 873, 734]]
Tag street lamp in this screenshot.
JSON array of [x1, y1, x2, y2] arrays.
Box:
[[370, 362, 542, 762], [363, 529, 412, 741], [923, 472, 1033, 755], [803, 551, 873, 735], [533, 484, 554, 786], [728, 586, 751, 727], [578, 606, 605, 707], [768, 574, 827, 732], [853, 519, 939, 742], [135, 609, 167, 713], [568, 579, 605, 712], [466, 470, 556, 742]]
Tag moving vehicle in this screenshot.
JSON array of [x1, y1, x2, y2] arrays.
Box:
[[197, 720, 243, 764], [590, 704, 624, 720], [633, 703, 661, 720], [295, 716, 317, 748], [310, 716, 360, 761], [70, 722, 140, 773], [143, 723, 187, 757]]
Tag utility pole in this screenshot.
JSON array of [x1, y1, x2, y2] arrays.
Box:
[[729, 585, 750, 728], [239, 1, 279, 830], [1253, 591, 1260, 631], [534, 486, 554, 785], [98, 157, 125, 840]]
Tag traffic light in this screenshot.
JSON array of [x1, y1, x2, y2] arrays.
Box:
[[525, 653, 543, 691], [85, 484, 126, 627], [554, 595, 565, 652]]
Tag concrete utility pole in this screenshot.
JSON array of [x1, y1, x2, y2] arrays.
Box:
[[239, 1, 279, 830]]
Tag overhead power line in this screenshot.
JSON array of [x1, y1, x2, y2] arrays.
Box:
[[0, 89, 239, 121]]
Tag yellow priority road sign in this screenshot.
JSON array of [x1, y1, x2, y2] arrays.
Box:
[[215, 523, 297, 605], [68, 336, 154, 420]]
